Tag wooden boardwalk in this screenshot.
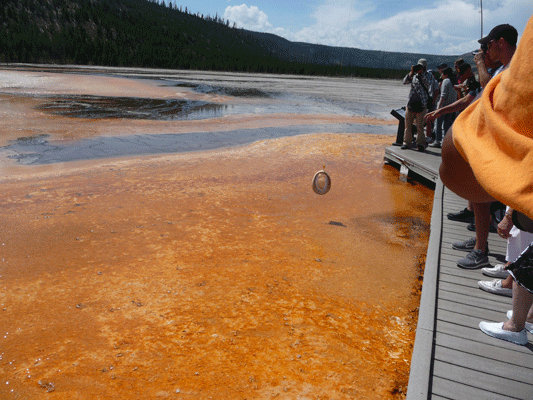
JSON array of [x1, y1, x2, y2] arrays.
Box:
[[384, 145, 533, 400]]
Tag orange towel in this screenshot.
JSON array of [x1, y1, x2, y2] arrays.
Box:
[[453, 15, 533, 219]]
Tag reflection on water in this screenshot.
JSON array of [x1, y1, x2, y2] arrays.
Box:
[[4, 123, 394, 165], [196, 84, 273, 98], [35, 95, 229, 120], [170, 81, 273, 98], [13, 134, 50, 144]]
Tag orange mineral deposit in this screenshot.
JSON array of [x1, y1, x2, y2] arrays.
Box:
[[0, 68, 430, 399]]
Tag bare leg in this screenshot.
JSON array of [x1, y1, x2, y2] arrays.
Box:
[[440, 128, 496, 203], [473, 202, 491, 253], [426, 120, 433, 140], [501, 274, 513, 289], [504, 281, 533, 332]]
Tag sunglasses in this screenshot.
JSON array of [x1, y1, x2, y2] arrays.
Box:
[[487, 37, 501, 48]]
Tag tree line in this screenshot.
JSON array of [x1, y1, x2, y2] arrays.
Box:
[[0, 0, 408, 79], [146, 0, 236, 27]]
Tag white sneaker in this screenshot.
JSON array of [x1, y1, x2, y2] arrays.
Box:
[[506, 310, 533, 334], [477, 279, 512, 297], [479, 321, 528, 345], [482, 264, 510, 279]]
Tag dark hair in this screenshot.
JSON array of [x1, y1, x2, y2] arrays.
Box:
[[458, 63, 471, 75], [454, 58, 465, 67], [442, 67, 454, 77]]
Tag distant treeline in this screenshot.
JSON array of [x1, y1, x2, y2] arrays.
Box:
[[0, 0, 409, 79]]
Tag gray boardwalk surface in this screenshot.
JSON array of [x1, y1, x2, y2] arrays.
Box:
[[384, 146, 533, 400], [384, 144, 442, 186]]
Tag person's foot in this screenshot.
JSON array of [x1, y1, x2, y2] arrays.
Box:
[[452, 237, 476, 252], [478, 279, 512, 297], [467, 222, 498, 233], [447, 207, 475, 223], [457, 249, 490, 269], [401, 143, 416, 150], [482, 264, 510, 279], [429, 141, 441, 148], [506, 310, 533, 334], [417, 143, 427, 152], [479, 321, 528, 345]]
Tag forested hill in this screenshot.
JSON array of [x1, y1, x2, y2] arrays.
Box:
[[0, 0, 463, 79]]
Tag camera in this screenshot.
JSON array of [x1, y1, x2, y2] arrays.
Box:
[[473, 44, 488, 55], [412, 64, 423, 73]]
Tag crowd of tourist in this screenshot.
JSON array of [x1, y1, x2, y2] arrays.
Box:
[[401, 55, 486, 151], [404, 20, 533, 346]]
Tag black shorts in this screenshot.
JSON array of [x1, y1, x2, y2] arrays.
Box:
[[506, 242, 533, 294]]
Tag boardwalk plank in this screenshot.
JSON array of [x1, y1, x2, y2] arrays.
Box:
[[435, 319, 533, 358], [435, 332, 533, 376], [432, 375, 526, 400], [437, 293, 512, 316], [438, 281, 512, 305], [435, 342, 533, 382]]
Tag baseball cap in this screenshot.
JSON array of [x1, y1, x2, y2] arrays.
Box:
[[479, 24, 518, 46], [417, 59, 428, 67], [437, 63, 448, 69]]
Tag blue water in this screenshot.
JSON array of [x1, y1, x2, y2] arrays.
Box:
[[6, 123, 394, 165]]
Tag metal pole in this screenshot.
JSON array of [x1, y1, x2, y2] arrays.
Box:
[[481, 0, 483, 38]]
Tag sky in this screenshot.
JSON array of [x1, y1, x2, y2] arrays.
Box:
[[176, 0, 532, 55]]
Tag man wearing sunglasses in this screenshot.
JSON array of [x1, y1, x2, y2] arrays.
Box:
[[476, 24, 518, 79]]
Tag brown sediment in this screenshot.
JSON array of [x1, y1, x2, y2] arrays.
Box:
[[0, 133, 432, 399]]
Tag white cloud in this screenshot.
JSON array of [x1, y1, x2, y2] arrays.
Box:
[[353, 0, 481, 54], [291, 0, 532, 54], [311, 0, 375, 28], [224, 0, 532, 55], [287, 0, 482, 54], [224, 4, 272, 31]]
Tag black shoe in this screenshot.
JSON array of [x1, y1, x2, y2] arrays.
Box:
[[467, 222, 498, 233], [451, 237, 490, 254], [457, 249, 490, 269], [452, 237, 476, 251], [447, 207, 475, 223], [401, 143, 415, 150]]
